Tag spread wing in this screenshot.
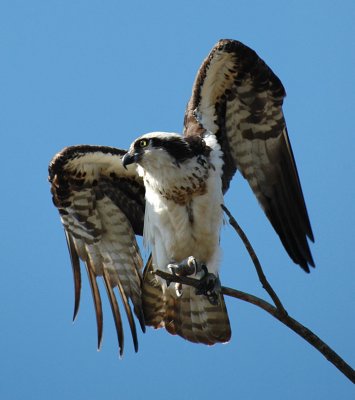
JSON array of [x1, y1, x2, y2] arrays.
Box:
[[49, 145, 146, 356], [184, 39, 314, 271]]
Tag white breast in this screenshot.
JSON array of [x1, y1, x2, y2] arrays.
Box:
[[143, 134, 224, 275]]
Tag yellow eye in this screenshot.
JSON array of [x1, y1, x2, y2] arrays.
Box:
[[139, 139, 148, 148]]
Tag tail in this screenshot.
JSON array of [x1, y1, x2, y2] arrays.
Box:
[[142, 258, 231, 345]]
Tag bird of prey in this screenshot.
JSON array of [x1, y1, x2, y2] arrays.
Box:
[[49, 39, 314, 355]]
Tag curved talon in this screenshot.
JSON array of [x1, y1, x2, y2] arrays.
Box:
[[200, 264, 208, 277], [168, 264, 177, 276], [175, 282, 183, 297], [195, 271, 221, 305]]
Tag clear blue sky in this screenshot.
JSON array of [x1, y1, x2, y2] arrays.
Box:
[[1, 1, 354, 399]]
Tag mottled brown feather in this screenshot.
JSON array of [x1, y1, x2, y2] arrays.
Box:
[[184, 39, 314, 271], [49, 145, 146, 353], [142, 257, 166, 329], [102, 268, 124, 356]]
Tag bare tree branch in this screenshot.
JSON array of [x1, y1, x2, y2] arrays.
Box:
[[153, 269, 355, 384], [221, 204, 286, 314]]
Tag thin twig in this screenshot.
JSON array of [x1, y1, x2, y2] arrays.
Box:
[[221, 204, 287, 315], [153, 269, 355, 384]]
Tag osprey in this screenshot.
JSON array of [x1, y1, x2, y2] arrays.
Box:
[[49, 39, 314, 355]]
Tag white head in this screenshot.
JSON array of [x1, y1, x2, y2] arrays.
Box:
[[122, 132, 208, 172]]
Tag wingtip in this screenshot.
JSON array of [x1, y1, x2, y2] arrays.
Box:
[[97, 336, 103, 352], [297, 253, 316, 273], [72, 308, 79, 323], [72, 290, 81, 322], [308, 256, 316, 269], [97, 325, 103, 352], [118, 336, 124, 358], [290, 247, 315, 273], [303, 242, 316, 271], [308, 230, 315, 243], [115, 277, 140, 354], [300, 263, 310, 273], [137, 309, 146, 333]]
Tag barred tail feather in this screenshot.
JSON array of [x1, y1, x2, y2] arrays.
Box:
[[142, 260, 231, 345], [141, 257, 166, 328]]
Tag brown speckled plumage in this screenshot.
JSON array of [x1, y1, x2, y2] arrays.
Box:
[[49, 145, 145, 355]]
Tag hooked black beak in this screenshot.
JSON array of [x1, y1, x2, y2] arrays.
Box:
[[122, 152, 136, 169]]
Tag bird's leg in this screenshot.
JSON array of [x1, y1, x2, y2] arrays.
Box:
[[167, 257, 220, 304]]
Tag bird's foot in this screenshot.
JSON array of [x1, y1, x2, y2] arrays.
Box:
[[167, 256, 204, 297], [195, 265, 221, 306], [167, 257, 220, 304], [168, 256, 202, 277]]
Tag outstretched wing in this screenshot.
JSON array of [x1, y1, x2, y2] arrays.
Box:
[[49, 145, 146, 356], [184, 39, 314, 271]]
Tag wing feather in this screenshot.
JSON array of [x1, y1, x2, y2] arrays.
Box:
[[115, 271, 139, 353], [65, 231, 81, 321], [49, 145, 146, 354], [102, 268, 124, 357], [184, 39, 314, 271], [85, 260, 104, 350]]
